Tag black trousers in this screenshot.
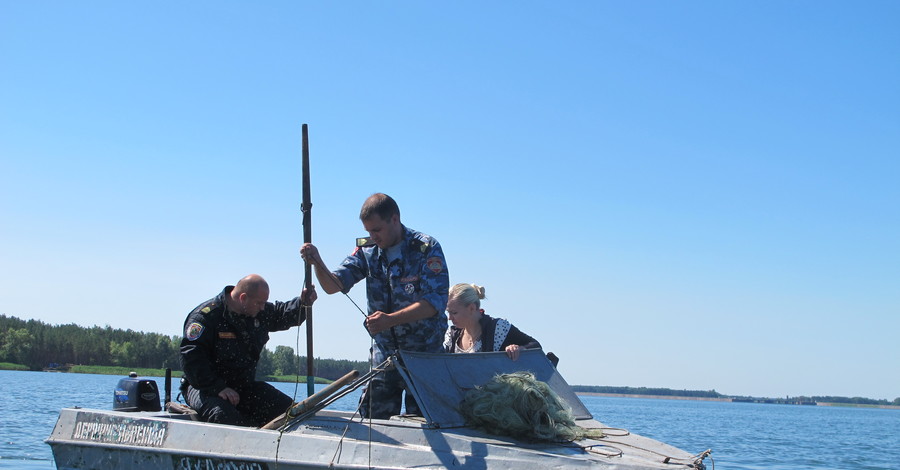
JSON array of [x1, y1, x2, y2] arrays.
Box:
[[186, 381, 294, 427]]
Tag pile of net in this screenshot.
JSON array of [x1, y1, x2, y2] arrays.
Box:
[[459, 371, 604, 441]]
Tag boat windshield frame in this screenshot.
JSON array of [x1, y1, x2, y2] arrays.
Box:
[[396, 349, 592, 428]]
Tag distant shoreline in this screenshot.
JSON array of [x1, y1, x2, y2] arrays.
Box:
[[815, 402, 900, 410], [576, 392, 731, 402], [576, 392, 900, 409], [3, 363, 897, 409]]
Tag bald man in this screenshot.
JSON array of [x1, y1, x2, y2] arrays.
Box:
[[179, 274, 316, 426]]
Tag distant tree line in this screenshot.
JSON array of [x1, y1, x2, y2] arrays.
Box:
[[783, 395, 899, 406], [572, 385, 724, 398], [0, 315, 367, 380], [5, 314, 897, 404], [574, 384, 900, 406]]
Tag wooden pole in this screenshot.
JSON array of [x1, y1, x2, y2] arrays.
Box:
[[301, 124, 314, 397], [260, 370, 359, 430]]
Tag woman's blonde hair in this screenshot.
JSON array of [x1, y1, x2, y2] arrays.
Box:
[[449, 283, 486, 309]]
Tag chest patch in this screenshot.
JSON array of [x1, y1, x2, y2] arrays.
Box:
[[426, 256, 444, 274], [218, 332, 237, 339], [186, 322, 204, 341]]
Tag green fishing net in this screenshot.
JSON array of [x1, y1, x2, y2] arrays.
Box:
[[459, 371, 604, 441]]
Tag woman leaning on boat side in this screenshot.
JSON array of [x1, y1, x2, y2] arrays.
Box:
[[443, 283, 541, 361]]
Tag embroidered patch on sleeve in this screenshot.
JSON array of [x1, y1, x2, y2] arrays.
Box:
[[426, 256, 444, 274], [186, 322, 204, 341]]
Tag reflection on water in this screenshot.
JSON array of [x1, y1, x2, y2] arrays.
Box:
[[2, 370, 898, 470]]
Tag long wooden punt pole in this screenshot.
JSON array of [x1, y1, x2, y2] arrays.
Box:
[[302, 124, 315, 398]]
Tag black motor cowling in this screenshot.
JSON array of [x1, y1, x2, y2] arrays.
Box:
[[113, 372, 161, 412]]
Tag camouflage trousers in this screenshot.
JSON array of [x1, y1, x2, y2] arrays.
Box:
[[358, 366, 420, 419]]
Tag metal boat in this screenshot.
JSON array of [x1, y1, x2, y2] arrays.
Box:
[[47, 350, 711, 469]]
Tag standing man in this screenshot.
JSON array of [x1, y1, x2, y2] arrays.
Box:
[[180, 274, 316, 427], [301, 193, 449, 419]]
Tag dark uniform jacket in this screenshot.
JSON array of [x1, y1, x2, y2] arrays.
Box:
[[179, 286, 306, 395]]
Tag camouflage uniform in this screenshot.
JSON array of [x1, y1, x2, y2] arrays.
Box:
[[333, 225, 449, 418], [179, 286, 307, 426]]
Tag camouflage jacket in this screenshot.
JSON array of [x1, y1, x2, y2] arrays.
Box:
[[333, 225, 449, 358]]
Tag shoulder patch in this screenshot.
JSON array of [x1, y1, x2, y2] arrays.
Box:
[[201, 306, 211, 314], [409, 237, 430, 253], [186, 322, 205, 341]]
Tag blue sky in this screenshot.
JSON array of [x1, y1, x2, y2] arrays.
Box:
[[1, 1, 897, 400]]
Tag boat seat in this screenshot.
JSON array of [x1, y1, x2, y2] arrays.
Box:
[[165, 401, 199, 421], [390, 414, 427, 424]]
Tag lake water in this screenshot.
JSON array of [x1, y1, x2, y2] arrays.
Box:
[[2, 370, 898, 469]]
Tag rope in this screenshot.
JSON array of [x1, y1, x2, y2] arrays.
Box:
[[566, 427, 710, 468], [340, 288, 377, 469], [273, 301, 312, 469], [328, 397, 366, 466], [367, 342, 373, 468], [343, 292, 368, 318], [339, 288, 375, 468], [593, 436, 712, 467], [575, 442, 624, 458], [271, 280, 382, 468]]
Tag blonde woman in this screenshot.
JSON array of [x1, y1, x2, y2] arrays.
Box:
[[442, 283, 541, 361]]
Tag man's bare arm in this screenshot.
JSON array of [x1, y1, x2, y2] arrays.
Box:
[[300, 243, 344, 294]]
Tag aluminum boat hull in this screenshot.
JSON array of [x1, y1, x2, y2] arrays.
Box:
[[47, 350, 709, 469], [47, 408, 704, 469]]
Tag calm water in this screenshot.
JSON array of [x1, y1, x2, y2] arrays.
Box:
[[2, 370, 898, 469]]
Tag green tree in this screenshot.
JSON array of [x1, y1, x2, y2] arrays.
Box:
[[272, 345, 297, 376], [109, 340, 135, 366], [0, 314, 372, 379], [162, 336, 182, 370], [257, 348, 275, 378], [0, 328, 34, 364]]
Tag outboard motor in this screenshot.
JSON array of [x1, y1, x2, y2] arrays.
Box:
[[113, 372, 161, 412]]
